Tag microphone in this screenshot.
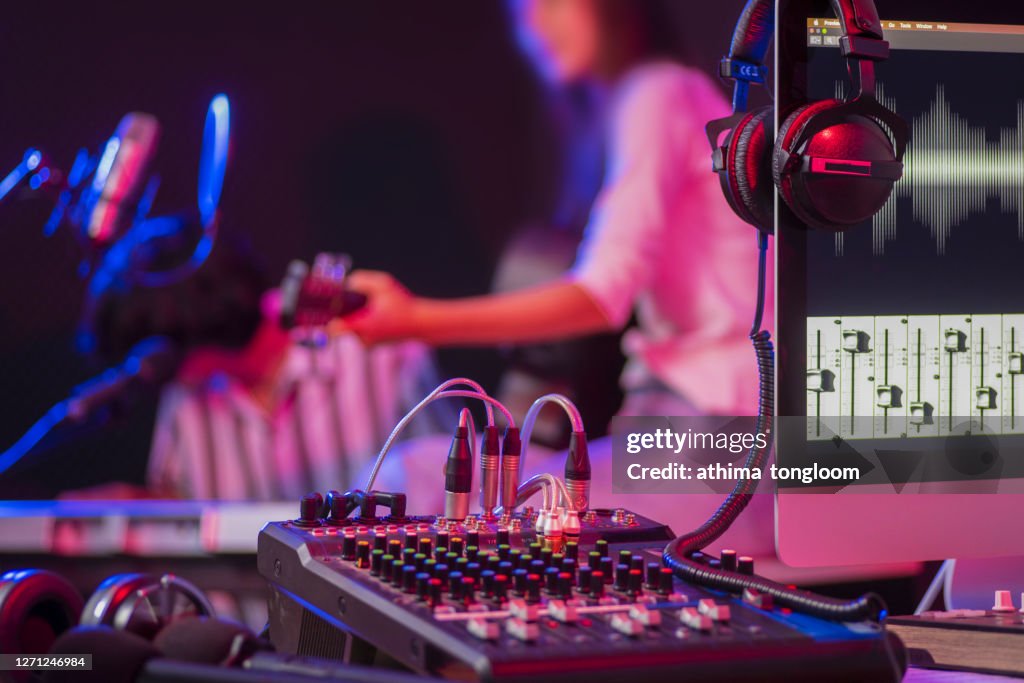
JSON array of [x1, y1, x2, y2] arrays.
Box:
[[81, 112, 161, 247], [66, 337, 181, 421], [444, 409, 474, 521]]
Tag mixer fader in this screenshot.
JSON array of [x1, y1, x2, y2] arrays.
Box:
[[807, 314, 1024, 440]]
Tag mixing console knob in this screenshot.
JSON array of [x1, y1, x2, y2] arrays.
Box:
[[565, 541, 579, 561], [402, 565, 418, 593], [436, 530, 450, 549], [513, 569, 528, 595], [658, 567, 674, 595], [451, 537, 465, 555], [356, 541, 371, 568], [497, 528, 511, 546], [595, 539, 609, 557], [455, 557, 469, 574], [529, 560, 546, 577], [509, 548, 522, 567], [540, 548, 553, 567], [296, 492, 324, 527], [590, 571, 605, 598], [600, 557, 615, 583], [380, 555, 395, 581], [618, 550, 633, 566], [720, 549, 737, 572], [545, 567, 560, 594], [433, 564, 449, 585], [461, 577, 476, 604], [416, 572, 431, 599], [493, 574, 509, 602], [466, 562, 481, 581], [578, 566, 592, 593], [373, 532, 387, 551], [506, 617, 539, 642], [468, 616, 499, 641], [993, 590, 1015, 612], [498, 544, 511, 561], [588, 551, 602, 570], [561, 558, 577, 580], [429, 577, 443, 605], [341, 534, 357, 561], [629, 604, 662, 627], [529, 542, 543, 557], [390, 561, 406, 587], [526, 574, 542, 602], [467, 529, 480, 547], [481, 569, 496, 595], [404, 530, 418, 551], [614, 564, 629, 591], [370, 549, 384, 576], [645, 562, 660, 588], [448, 572, 465, 599], [610, 613, 643, 637], [558, 572, 573, 600], [418, 536, 433, 556], [388, 539, 403, 557], [497, 561, 514, 578], [737, 556, 754, 575], [628, 569, 644, 596]]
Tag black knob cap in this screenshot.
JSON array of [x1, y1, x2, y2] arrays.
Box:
[[578, 566, 593, 593], [595, 539, 609, 557], [466, 545, 480, 563], [467, 530, 481, 548], [588, 551, 602, 570], [721, 549, 738, 572], [341, 534, 357, 561], [356, 540, 371, 568], [465, 562, 481, 581], [529, 542, 542, 557], [513, 568, 529, 595], [630, 554, 645, 572], [738, 555, 754, 575], [646, 562, 660, 588], [461, 576, 476, 604], [418, 537, 433, 557], [380, 554, 395, 581], [370, 549, 385, 576], [561, 558, 577, 582], [658, 567, 674, 595], [388, 539, 403, 557], [526, 574, 542, 602], [497, 561, 513, 578], [414, 553, 428, 571], [540, 548, 553, 567], [390, 560, 406, 587], [529, 560, 546, 577], [297, 492, 324, 526], [433, 546, 448, 563], [558, 572, 573, 599], [599, 557, 615, 583], [416, 572, 431, 599], [451, 536, 465, 555], [402, 565, 418, 593], [436, 530, 450, 550], [493, 574, 509, 601], [565, 542, 579, 561], [545, 566, 560, 594], [628, 568, 643, 595], [590, 570, 605, 598], [496, 528, 510, 546], [404, 531, 419, 551], [497, 544, 511, 562], [619, 550, 633, 566], [373, 532, 387, 551], [429, 577, 443, 605], [508, 548, 522, 568], [423, 559, 437, 577], [614, 563, 629, 591], [481, 570, 496, 595], [449, 572, 464, 599], [433, 563, 449, 587]]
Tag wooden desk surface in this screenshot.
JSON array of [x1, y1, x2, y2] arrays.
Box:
[[906, 668, 1023, 682]]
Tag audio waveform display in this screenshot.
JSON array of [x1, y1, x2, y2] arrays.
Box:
[[831, 82, 1024, 255]]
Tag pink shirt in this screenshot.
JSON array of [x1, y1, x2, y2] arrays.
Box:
[[570, 62, 774, 416]]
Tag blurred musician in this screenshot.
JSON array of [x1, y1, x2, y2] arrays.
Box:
[[79, 214, 450, 500]]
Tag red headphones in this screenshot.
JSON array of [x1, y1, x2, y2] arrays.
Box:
[[708, 0, 909, 233]]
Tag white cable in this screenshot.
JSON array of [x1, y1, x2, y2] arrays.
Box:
[[518, 393, 584, 482], [362, 380, 514, 491]]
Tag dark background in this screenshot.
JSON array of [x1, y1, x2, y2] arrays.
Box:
[[0, 0, 746, 498]]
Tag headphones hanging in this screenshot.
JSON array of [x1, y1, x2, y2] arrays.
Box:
[[707, 0, 909, 233]]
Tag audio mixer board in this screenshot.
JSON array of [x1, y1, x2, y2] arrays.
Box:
[[258, 503, 903, 682]]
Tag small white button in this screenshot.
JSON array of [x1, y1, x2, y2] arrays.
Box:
[[993, 590, 1015, 612]]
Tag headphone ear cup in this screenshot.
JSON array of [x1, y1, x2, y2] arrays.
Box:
[[774, 99, 900, 230], [0, 569, 84, 678], [772, 99, 841, 228], [729, 106, 775, 232]]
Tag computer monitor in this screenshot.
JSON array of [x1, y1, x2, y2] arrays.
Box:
[[775, 0, 1024, 566]]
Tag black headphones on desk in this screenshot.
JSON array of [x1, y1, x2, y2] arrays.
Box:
[[708, 0, 909, 233]]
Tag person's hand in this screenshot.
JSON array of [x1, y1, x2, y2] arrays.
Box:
[[328, 270, 422, 345]]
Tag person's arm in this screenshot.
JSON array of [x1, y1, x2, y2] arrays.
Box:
[[331, 271, 614, 347]]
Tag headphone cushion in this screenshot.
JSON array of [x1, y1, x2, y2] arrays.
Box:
[[729, 106, 775, 230], [772, 99, 840, 195]]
